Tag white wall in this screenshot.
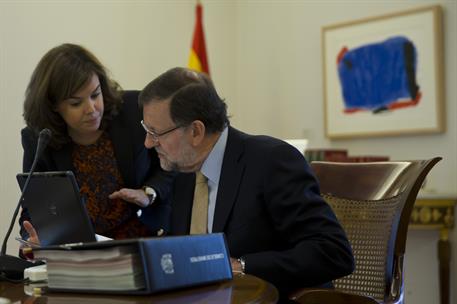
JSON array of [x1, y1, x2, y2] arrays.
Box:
[[1, 1, 455, 303]]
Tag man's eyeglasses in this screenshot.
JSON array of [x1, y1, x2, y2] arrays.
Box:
[[140, 120, 183, 142]]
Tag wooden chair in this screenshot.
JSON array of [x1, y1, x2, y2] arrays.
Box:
[[290, 157, 442, 304]]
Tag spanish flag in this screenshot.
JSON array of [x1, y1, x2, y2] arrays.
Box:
[[188, 2, 210, 75]]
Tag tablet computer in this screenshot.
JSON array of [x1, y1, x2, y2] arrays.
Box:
[[16, 171, 96, 246]]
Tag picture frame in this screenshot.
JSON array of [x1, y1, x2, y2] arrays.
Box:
[[322, 5, 444, 139]]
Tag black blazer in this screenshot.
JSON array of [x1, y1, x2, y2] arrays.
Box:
[[20, 91, 173, 237], [170, 127, 354, 295]]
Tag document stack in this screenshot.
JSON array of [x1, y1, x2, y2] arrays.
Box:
[[33, 234, 232, 294], [33, 245, 144, 291]]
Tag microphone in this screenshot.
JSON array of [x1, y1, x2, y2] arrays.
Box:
[[0, 128, 52, 282], [34, 128, 52, 164]]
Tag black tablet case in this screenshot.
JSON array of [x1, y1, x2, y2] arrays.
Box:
[[17, 171, 96, 246]]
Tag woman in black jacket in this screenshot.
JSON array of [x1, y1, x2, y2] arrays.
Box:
[[20, 43, 173, 242]]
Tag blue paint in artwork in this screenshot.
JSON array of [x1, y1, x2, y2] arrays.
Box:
[[337, 36, 420, 113]]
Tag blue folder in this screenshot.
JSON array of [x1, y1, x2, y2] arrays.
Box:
[[33, 233, 233, 294]]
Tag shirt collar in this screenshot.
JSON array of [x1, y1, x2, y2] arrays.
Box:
[[200, 127, 228, 185]]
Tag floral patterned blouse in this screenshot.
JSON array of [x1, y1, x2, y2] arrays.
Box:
[[72, 131, 150, 239]]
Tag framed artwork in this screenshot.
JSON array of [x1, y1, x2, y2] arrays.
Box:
[[322, 5, 444, 139]]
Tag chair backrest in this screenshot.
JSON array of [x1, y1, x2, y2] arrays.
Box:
[[310, 158, 441, 303]]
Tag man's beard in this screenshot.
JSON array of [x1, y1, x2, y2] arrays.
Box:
[[158, 146, 197, 172], [160, 158, 179, 172]]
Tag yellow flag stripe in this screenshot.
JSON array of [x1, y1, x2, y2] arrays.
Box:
[[188, 49, 203, 72]]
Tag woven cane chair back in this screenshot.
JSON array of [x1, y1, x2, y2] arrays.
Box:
[[308, 158, 441, 304]]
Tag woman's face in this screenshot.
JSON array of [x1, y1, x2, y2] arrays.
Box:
[[55, 73, 104, 141]]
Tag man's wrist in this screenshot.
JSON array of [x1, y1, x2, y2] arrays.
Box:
[[238, 257, 246, 274], [142, 186, 157, 206]]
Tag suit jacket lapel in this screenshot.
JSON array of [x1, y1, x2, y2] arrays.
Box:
[[109, 119, 135, 186], [52, 144, 74, 171], [171, 173, 195, 235], [212, 127, 245, 232]]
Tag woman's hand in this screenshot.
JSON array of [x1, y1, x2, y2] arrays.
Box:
[[23, 220, 40, 245], [109, 188, 151, 208], [21, 221, 40, 260]]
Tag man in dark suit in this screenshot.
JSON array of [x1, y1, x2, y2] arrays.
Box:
[[139, 67, 354, 300]]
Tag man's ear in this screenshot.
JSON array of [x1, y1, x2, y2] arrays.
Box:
[[190, 120, 206, 146]]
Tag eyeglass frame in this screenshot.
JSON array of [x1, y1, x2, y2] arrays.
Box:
[[140, 120, 183, 142]]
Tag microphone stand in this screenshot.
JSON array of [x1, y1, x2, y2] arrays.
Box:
[[0, 129, 51, 282]]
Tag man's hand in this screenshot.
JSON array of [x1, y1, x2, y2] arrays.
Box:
[[109, 188, 151, 208], [230, 257, 243, 273]]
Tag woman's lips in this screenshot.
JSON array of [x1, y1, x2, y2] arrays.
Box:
[[85, 116, 100, 125]]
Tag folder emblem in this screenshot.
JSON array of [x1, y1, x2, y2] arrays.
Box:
[[161, 253, 174, 274]]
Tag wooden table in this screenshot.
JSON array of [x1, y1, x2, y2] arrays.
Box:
[[409, 194, 456, 304], [0, 273, 278, 304]]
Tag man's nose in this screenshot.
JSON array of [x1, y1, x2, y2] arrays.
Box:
[[144, 134, 158, 149]]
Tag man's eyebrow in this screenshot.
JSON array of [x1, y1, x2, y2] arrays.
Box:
[[144, 122, 156, 131]]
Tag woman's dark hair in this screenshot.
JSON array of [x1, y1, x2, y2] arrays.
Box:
[[23, 43, 122, 149], [139, 67, 229, 134]]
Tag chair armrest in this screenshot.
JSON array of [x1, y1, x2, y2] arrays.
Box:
[[289, 288, 380, 304]]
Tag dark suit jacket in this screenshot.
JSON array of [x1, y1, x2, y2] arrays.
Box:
[[19, 91, 173, 237], [171, 127, 354, 295]]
